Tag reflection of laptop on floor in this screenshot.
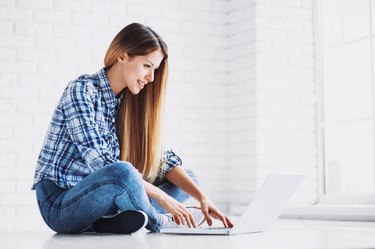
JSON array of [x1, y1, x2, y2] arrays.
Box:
[[160, 174, 304, 235]]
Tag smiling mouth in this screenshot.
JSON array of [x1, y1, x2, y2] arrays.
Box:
[[138, 80, 146, 89]]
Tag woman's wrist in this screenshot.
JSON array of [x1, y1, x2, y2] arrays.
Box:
[[197, 193, 208, 203], [143, 179, 167, 204], [156, 193, 167, 204]]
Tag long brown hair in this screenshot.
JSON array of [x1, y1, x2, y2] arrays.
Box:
[[104, 23, 168, 182]]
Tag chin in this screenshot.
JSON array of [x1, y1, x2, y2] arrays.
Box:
[[129, 88, 141, 95]]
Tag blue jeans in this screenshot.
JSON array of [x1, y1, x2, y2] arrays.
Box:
[[34, 161, 198, 233]]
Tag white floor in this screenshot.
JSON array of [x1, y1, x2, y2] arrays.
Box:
[[1, 217, 375, 249]]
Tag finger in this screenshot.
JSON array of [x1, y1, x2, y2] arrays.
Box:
[[190, 212, 197, 227], [220, 214, 229, 227], [214, 213, 227, 227], [175, 210, 188, 226], [173, 214, 182, 225], [185, 209, 197, 227], [221, 214, 229, 228], [174, 213, 185, 225], [210, 210, 228, 227], [181, 206, 196, 228], [202, 208, 212, 226], [225, 216, 234, 228], [177, 207, 192, 228], [219, 213, 229, 228], [200, 201, 213, 226], [182, 211, 194, 228], [209, 212, 220, 219], [178, 213, 186, 225]]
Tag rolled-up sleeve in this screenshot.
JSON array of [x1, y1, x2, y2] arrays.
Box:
[[151, 149, 182, 185]]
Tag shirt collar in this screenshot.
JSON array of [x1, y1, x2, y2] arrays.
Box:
[[95, 68, 122, 110]]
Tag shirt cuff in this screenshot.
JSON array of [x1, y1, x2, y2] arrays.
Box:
[[152, 149, 182, 185]]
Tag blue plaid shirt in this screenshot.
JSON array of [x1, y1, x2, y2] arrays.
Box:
[[33, 68, 182, 189]]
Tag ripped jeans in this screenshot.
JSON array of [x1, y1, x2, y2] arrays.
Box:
[[34, 161, 197, 233]]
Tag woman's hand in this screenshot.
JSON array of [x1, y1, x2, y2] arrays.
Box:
[[143, 179, 197, 228], [199, 196, 234, 228], [156, 193, 197, 228]]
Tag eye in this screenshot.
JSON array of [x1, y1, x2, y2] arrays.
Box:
[[144, 64, 152, 69]]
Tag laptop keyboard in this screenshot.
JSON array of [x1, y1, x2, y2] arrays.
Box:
[[202, 227, 230, 230]]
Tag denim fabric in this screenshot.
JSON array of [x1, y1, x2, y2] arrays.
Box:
[[35, 161, 197, 233]]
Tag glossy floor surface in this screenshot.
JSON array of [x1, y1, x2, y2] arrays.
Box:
[[1, 218, 375, 249]]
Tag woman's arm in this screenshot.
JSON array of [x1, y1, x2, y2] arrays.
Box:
[[63, 82, 118, 170], [143, 179, 197, 227], [165, 166, 205, 200], [165, 166, 233, 228]]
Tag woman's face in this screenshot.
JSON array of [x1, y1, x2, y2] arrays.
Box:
[[118, 49, 164, 95]]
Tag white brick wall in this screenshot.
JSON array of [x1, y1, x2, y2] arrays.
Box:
[[227, 0, 258, 215], [228, 0, 317, 215], [0, 0, 231, 218], [0, 0, 317, 220], [162, 0, 229, 211]]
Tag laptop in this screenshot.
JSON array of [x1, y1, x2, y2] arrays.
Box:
[[159, 173, 304, 235]]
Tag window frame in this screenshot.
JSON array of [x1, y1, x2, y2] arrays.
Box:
[[315, 0, 375, 209]]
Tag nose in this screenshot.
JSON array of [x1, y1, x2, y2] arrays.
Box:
[[145, 70, 154, 83]]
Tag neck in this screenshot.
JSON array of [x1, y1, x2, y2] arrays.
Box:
[[106, 64, 126, 96]]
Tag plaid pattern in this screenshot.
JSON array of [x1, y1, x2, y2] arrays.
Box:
[[33, 68, 181, 189], [151, 150, 182, 186]]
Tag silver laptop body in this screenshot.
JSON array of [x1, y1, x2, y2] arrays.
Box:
[[159, 174, 304, 235]]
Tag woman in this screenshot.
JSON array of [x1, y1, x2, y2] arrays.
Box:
[[32, 23, 233, 234]]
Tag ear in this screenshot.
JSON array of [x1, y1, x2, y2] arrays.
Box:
[[117, 52, 129, 63]]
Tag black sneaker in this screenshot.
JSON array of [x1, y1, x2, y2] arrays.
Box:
[[93, 210, 148, 234]]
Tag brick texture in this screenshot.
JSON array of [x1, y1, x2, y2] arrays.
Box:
[[0, 0, 317, 219]]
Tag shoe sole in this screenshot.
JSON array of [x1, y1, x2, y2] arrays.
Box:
[[93, 210, 148, 234]]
